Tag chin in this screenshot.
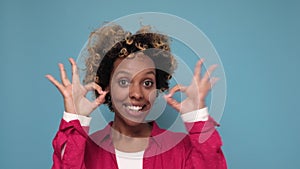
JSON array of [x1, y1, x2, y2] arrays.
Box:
[[116, 113, 151, 128], [120, 111, 150, 125], [124, 118, 147, 126]]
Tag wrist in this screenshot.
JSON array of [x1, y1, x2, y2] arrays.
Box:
[[64, 99, 76, 114], [63, 111, 91, 126], [198, 101, 206, 109], [179, 101, 206, 114]]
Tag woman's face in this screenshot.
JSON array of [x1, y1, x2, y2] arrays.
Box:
[[109, 52, 157, 125]]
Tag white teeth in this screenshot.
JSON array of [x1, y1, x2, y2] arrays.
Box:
[[127, 105, 142, 111]]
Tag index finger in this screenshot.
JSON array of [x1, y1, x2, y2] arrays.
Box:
[[166, 84, 187, 97]]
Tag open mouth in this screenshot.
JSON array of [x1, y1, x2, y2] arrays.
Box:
[[127, 105, 143, 111], [122, 104, 147, 117], [123, 104, 146, 111]]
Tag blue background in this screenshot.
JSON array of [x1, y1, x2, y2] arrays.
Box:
[[1, 0, 299, 168]]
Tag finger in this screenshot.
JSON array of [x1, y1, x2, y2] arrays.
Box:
[[194, 58, 204, 79], [164, 95, 181, 112], [166, 84, 187, 97], [45, 74, 65, 92], [92, 91, 108, 107], [202, 64, 218, 82], [210, 77, 219, 87], [69, 58, 80, 84], [59, 63, 71, 86], [84, 82, 104, 96]]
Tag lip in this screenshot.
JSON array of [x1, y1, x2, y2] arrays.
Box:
[[122, 104, 147, 118]]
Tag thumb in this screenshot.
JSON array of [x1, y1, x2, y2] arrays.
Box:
[[164, 94, 180, 112], [92, 91, 108, 108]]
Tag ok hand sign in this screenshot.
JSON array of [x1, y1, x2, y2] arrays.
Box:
[[46, 58, 107, 116], [164, 59, 218, 114]]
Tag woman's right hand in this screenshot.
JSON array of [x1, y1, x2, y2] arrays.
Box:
[[46, 58, 107, 116]]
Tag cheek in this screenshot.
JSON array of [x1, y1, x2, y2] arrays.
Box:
[[110, 83, 129, 102], [147, 89, 157, 104]]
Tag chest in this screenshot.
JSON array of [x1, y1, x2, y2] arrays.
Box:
[[85, 144, 185, 169]]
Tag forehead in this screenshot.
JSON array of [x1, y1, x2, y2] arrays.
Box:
[[113, 52, 155, 75]]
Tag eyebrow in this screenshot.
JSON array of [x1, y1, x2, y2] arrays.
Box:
[[115, 70, 156, 77]]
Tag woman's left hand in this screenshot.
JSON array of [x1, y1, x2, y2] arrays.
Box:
[[164, 59, 218, 114]]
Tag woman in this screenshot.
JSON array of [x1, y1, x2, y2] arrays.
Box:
[[46, 24, 227, 169]]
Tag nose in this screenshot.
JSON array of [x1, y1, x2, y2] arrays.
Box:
[[129, 83, 143, 100]]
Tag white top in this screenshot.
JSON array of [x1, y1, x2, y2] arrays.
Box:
[[62, 107, 209, 169], [115, 149, 144, 169]]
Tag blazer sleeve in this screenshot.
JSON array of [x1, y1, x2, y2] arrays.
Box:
[[52, 119, 88, 169], [183, 117, 227, 169]]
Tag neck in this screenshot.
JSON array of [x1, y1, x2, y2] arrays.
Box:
[[112, 116, 152, 138], [111, 117, 152, 152]]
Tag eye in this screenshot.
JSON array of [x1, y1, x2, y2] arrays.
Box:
[[118, 79, 130, 87], [143, 80, 154, 88]]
